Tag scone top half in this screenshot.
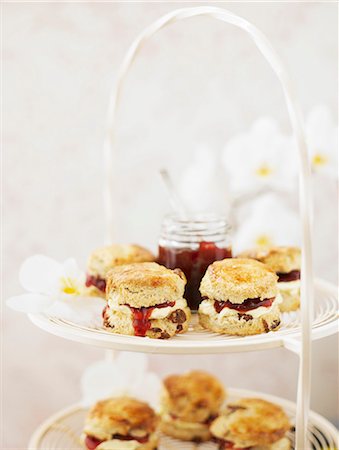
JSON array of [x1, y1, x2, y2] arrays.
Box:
[[210, 398, 291, 449], [200, 258, 278, 305], [162, 370, 226, 423], [106, 262, 186, 308], [86, 244, 155, 294], [240, 247, 301, 281], [83, 396, 158, 449]]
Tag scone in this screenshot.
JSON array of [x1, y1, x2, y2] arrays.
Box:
[[103, 262, 191, 339], [239, 247, 301, 312], [85, 244, 155, 296], [160, 370, 226, 442], [199, 259, 281, 336], [210, 398, 291, 450], [82, 397, 158, 450]]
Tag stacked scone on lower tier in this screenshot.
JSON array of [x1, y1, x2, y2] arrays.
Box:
[[85, 244, 155, 297], [239, 247, 301, 312], [210, 398, 291, 450], [82, 397, 158, 450], [103, 262, 191, 339], [160, 371, 226, 442], [199, 258, 282, 336]]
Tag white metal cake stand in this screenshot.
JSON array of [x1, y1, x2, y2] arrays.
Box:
[[26, 6, 338, 450], [28, 389, 338, 450]]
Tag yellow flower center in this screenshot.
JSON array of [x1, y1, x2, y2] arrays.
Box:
[[255, 164, 273, 178], [312, 153, 328, 167], [255, 234, 273, 248], [60, 277, 81, 296]]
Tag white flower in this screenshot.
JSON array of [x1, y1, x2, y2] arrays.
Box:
[[178, 146, 231, 215], [6, 255, 104, 321], [305, 105, 338, 177], [222, 118, 298, 196], [81, 352, 162, 410], [233, 193, 300, 253]]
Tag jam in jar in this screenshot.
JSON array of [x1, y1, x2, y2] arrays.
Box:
[[158, 214, 232, 310]]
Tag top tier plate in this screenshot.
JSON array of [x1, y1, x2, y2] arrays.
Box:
[[28, 278, 338, 354]]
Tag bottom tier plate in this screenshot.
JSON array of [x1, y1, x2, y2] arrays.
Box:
[[28, 388, 338, 450]]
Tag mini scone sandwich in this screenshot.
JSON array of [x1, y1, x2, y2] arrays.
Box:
[[239, 247, 301, 312], [85, 244, 155, 296], [103, 262, 191, 339], [160, 370, 226, 442], [199, 258, 281, 336], [82, 396, 158, 450], [210, 398, 291, 450]]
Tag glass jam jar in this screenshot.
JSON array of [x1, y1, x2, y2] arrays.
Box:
[[158, 214, 232, 311]]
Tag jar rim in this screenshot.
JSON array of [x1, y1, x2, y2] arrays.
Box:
[[160, 212, 232, 243]]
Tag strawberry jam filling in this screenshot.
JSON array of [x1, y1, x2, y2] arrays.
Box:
[[213, 438, 251, 450], [85, 434, 149, 449], [128, 301, 175, 337], [86, 274, 106, 293], [85, 435, 104, 450], [214, 297, 274, 313], [277, 269, 300, 282]]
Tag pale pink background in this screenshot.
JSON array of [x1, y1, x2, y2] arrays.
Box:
[[3, 2, 338, 448]]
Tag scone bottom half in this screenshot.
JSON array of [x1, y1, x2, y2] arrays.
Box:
[[103, 262, 191, 339], [160, 371, 226, 442], [198, 258, 282, 336], [85, 244, 155, 297], [83, 396, 158, 450]]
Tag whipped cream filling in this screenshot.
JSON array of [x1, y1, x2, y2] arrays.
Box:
[[97, 440, 140, 450], [278, 279, 300, 294], [107, 295, 187, 320], [200, 295, 282, 320]]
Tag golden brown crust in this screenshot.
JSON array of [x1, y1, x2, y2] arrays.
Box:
[[162, 371, 225, 423], [200, 258, 278, 304], [106, 262, 186, 307], [239, 247, 301, 274], [210, 398, 291, 447], [87, 244, 155, 278], [84, 397, 158, 441]]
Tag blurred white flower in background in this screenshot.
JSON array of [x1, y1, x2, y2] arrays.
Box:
[[305, 105, 338, 177], [178, 145, 231, 215], [81, 352, 162, 410], [222, 118, 298, 196], [6, 255, 104, 322], [232, 193, 300, 254]]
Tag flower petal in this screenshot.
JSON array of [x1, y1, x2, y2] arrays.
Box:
[[80, 360, 130, 407], [6, 294, 54, 314], [19, 255, 62, 294], [46, 296, 105, 324]]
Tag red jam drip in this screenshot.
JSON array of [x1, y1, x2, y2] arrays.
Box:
[[158, 242, 232, 310], [85, 435, 104, 450], [214, 297, 274, 313], [128, 301, 175, 337], [86, 274, 106, 292], [277, 269, 300, 282]]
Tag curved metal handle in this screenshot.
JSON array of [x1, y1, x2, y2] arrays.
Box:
[[103, 7, 313, 448]]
